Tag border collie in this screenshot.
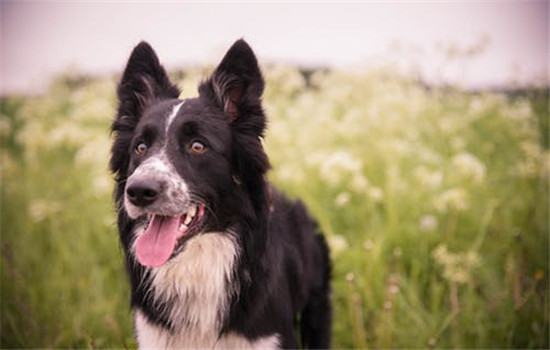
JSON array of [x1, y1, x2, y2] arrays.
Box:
[[110, 40, 331, 349]]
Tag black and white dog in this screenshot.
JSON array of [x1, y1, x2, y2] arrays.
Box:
[[110, 40, 331, 349]]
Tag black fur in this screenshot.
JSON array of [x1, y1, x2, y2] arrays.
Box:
[[110, 40, 331, 348]]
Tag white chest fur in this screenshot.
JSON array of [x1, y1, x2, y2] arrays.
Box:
[[145, 233, 239, 335], [135, 310, 280, 349], [133, 232, 279, 349]]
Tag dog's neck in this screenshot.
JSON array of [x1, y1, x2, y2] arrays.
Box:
[[143, 232, 240, 336]]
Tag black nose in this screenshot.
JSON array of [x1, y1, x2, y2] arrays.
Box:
[[126, 179, 161, 207]]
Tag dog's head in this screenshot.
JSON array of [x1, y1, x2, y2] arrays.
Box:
[[110, 40, 270, 267]]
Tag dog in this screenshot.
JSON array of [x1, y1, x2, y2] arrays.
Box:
[[109, 39, 331, 349]]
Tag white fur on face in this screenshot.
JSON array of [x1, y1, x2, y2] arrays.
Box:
[[124, 101, 188, 219], [164, 101, 184, 137], [124, 154, 190, 219]]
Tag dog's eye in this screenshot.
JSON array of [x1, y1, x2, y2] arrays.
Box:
[[190, 141, 206, 154], [135, 142, 148, 155]]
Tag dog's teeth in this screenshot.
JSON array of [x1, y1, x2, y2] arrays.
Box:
[[188, 205, 197, 218], [179, 223, 188, 232], [183, 215, 192, 225], [181, 205, 197, 227]]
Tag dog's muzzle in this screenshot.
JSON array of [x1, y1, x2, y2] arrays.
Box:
[[124, 155, 189, 219]]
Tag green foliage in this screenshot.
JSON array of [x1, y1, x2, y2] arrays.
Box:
[[1, 67, 548, 348]]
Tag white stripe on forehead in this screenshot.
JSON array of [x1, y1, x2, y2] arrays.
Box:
[[165, 101, 185, 136]]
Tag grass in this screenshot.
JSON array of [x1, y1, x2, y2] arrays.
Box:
[[1, 66, 548, 348]]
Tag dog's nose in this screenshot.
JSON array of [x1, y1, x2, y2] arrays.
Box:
[[126, 179, 161, 207]]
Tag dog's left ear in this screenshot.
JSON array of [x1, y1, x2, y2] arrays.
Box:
[[200, 39, 264, 124]]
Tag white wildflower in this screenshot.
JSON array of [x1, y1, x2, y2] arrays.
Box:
[[520, 140, 543, 160], [387, 138, 410, 157], [449, 268, 469, 284], [468, 96, 487, 116], [450, 152, 486, 183], [93, 176, 112, 197], [464, 251, 481, 268], [75, 137, 110, 168], [419, 215, 439, 232], [434, 188, 469, 212], [450, 136, 466, 151], [432, 244, 481, 284], [393, 247, 403, 257], [438, 116, 455, 133], [28, 199, 62, 222], [432, 245, 455, 266], [328, 235, 349, 254], [317, 150, 363, 187], [49, 123, 91, 148], [334, 192, 351, 207], [368, 187, 384, 202], [351, 173, 369, 192], [275, 164, 305, 184], [417, 147, 443, 164], [504, 98, 533, 121], [363, 239, 374, 252], [414, 166, 443, 190], [264, 66, 305, 97], [388, 284, 399, 295]]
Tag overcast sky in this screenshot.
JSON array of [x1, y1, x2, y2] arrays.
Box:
[[1, 1, 548, 94]]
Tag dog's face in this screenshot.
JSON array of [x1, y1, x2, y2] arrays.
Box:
[[110, 40, 269, 267], [123, 98, 234, 267], [123, 98, 233, 219]]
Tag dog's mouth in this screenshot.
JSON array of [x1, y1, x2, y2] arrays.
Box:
[[135, 203, 206, 267]]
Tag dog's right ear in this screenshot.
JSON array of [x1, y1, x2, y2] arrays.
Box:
[[110, 42, 180, 178], [116, 41, 180, 125]]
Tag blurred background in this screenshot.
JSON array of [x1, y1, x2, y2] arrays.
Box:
[[1, 1, 548, 348]]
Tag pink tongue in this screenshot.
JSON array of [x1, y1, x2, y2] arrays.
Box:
[[135, 215, 180, 267]]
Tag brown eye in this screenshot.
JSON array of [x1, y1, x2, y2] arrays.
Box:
[[190, 141, 206, 154], [135, 142, 147, 155]]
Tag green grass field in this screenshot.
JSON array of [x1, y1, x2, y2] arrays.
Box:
[[1, 66, 548, 348]]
